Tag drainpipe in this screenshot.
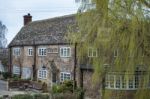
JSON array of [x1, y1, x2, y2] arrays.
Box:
[[9, 47, 12, 76], [73, 43, 77, 91], [33, 40, 37, 81]]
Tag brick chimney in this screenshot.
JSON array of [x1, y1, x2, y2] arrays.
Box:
[[23, 13, 32, 25]]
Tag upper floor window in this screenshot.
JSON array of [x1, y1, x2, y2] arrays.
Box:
[[60, 47, 71, 57], [88, 48, 97, 57], [38, 48, 46, 56], [28, 48, 33, 56], [60, 72, 71, 82], [47, 47, 58, 53], [13, 48, 21, 56], [38, 69, 47, 79]]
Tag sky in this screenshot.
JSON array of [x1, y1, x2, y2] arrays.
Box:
[[0, 0, 79, 45]]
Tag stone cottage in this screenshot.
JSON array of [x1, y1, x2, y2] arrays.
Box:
[[8, 13, 77, 87]]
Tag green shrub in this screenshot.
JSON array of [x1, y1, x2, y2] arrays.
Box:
[[62, 80, 73, 92], [12, 74, 20, 81], [52, 80, 74, 94], [52, 93, 80, 99], [52, 80, 84, 99], [34, 94, 49, 99], [11, 94, 33, 99], [11, 94, 50, 99], [23, 78, 31, 81], [52, 84, 63, 93], [2, 72, 11, 79], [75, 87, 85, 99]]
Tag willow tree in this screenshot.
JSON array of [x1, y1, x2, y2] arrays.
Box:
[[68, 0, 150, 99]]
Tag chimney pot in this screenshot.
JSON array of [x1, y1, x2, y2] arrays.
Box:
[[24, 13, 32, 26]]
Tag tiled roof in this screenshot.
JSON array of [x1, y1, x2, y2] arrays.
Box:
[[9, 14, 76, 47]]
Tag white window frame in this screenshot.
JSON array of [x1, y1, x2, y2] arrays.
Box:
[[105, 74, 142, 90], [38, 48, 47, 56], [122, 77, 127, 89], [60, 47, 71, 57], [88, 48, 97, 57], [13, 48, 21, 56], [38, 69, 47, 79], [13, 65, 20, 75], [28, 48, 33, 56], [115, 76, 121, 89], [60, 72, 71, 82], [109, 75, 115, 88], [22, 67, 32, 79]]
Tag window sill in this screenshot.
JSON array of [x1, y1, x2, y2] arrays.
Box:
[[60, 56, 71, 58], [38, 78, 47, 80], [28, 55, 33, 56], [38, 55, 47, 56], [105, 87, 138, 90]]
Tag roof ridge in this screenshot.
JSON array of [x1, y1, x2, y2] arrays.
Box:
[[26, 14, 76, 26]]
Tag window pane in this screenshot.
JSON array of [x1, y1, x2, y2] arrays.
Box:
[[129, 77, 134, 88], [38, 70, 47, 79], [110, 75, 114, 88], [60, 72, 71, 82], [60, 47, 71, 57], [116, 76, 121, 88], [122, 77, 127, 89], [105, 75, 109, 88]]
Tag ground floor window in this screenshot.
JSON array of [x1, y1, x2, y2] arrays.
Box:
[[38, 69, 47, 79], [22, 67, 32, 79], [109, 75, 115, 88], [60, 72, 71, 82], [115, 76, 121, 88], [13, 65, 20, 75], [128, 76, 134, 89], [105, 74, 146, 90]]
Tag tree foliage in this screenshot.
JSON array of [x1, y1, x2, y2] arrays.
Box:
[[68, 0, 150, 98], [0, 21, 7, 48]]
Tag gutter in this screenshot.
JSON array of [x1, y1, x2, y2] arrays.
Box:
[[9, 47, 12, 75], [33, 40, 37, 81]]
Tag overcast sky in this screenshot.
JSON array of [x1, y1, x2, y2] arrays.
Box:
[[0, 0, 78, 45]]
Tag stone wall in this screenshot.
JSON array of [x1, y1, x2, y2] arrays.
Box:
[[76, 69, 101, 99], [11, 44, 75, 86]]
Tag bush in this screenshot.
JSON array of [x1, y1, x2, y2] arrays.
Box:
[[34, 94, 49, 99], [62, 80, 73, 92], [12, 74, 20, 81], [52, 93, 80, 99], [11, 94, 33, 99], [52, 80, 73, 93], [11, 94, 50, 99], [52, 84, 63, 93], [75, 88, 85, 99], [2, 72, 11, 79], [51, 80, 84, 99]]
